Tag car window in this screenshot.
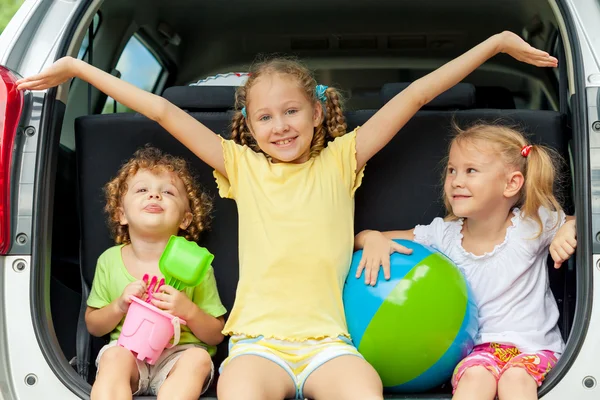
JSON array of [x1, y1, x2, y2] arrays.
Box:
[[102, 34, 166, 113], [77, 13, 101, 61]]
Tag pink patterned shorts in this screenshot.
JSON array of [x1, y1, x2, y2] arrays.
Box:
[[451, 343, 558, 392]]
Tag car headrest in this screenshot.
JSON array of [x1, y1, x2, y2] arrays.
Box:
[[162, 86, 237, 110]]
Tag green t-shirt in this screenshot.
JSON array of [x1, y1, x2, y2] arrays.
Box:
[[87, 244, 227, 356]]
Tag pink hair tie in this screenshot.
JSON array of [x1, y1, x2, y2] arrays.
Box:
[[521, 145, 533, 157]]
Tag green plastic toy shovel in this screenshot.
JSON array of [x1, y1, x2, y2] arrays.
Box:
[[159, 235, 214, 290]]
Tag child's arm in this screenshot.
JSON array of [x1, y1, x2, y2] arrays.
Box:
[[550, 216, 577, 269], [354, 229, 415, 286], [85, 279, 147, 337], [16, 57, 226, 176], [183, 309, 225, 346], [354, 31, 558, 169], [151, 285, 225, 345], [85, 304, 126, 337]]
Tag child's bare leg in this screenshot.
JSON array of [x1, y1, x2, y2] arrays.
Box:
[[91, 346, 140, 400], [217, 355, 296, 400], [497, 367, 538, 400], [157, 348, 213, 400], [302, 355, 383, 400], [452, 366, 497, 400]]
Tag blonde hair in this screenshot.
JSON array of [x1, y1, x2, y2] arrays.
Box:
[[444, 123, 563, 235], [104, 146, 212, 244], [231, 57, 347, 158]]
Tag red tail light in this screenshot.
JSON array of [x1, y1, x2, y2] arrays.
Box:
[[0, 66, 23, 254]]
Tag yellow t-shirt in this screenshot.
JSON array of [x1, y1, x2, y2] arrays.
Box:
[[214, 129, 364, 341]]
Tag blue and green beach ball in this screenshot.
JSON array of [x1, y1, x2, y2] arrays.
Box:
[[343, 239, 478, 393]]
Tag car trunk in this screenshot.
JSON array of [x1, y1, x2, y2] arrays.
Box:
[[14, 0, 587, 399]]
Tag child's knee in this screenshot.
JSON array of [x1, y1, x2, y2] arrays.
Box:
[[498, 367, 536, 389], [98, 346, 136, 370], [460, 366, 497, 385], [178, 347, 212, 370]]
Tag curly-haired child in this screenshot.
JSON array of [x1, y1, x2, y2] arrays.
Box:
[[85, 146, 227, 400]]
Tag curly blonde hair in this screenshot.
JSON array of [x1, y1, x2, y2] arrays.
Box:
[[231, 57, 347, 158], [104, 146, 212, 244]]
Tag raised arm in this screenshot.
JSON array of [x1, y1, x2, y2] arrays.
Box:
[[16, 57, 227, 176], [354, 31, 558, 169]]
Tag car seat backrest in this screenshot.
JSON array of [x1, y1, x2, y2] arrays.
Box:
[[162, 85, 237, 112], [380, 82, 476, 110]]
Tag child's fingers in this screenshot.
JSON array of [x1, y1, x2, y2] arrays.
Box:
[[526, 48, 550, 58], [554, 242, 574, 259], [534, 54, 557, 62], [549, 248, 561, 262], [15, 74, 43, 85], [524, 52, 556, 63], [566, 237, 577, 248], [151, 292, 170, 302], [560, 242, 576, 255], [16, 81, 37, 90], [364, 259, 379, 285], [158, 285, 177, 295], [552, 247, 570, 264], [127, 280, 146, 295], [538, 60, 558, 68], [364, 261, 373, 284], [369, 263, 380, 286], [381, 257, 391, 281], [150, 299, 171, 311], [532, 55, 558, 65], [550, 246, 562, 261], [552, 242, 574, 268], [392, 242, 413, 255], [356, 257, 367, 278], [18, 81, 47, 91], [18, 75, 47, 85], [528, 58, 555, 67]]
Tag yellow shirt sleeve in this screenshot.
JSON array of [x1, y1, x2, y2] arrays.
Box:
[[321, 129, 365, 196], [213, 138, 248, 199]]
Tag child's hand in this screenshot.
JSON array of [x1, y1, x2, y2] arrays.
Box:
[[550, 219, 577, 269], [151, 285, 195, 320], [356, 231, 413, 286], [117, 280, 147, 313], [497, 31, 558, 68], [16, 56, 79, 91]]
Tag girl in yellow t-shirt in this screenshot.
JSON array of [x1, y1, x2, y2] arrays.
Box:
[[18, 31, 557, 400]]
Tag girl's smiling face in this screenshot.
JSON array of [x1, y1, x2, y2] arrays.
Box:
[[444, 140, 515, 219], [245, 73, 323, 164]]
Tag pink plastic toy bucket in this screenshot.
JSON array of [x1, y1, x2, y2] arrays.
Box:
[[117, 296, 186, 365]]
